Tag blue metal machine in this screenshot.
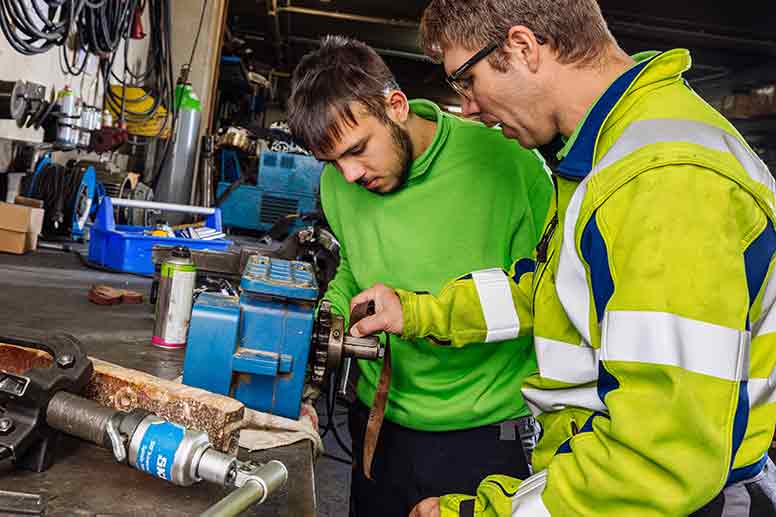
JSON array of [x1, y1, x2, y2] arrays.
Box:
[[183, 255, 383, 419], [183, 255, 318, 419], [216, 150, 324, 232]]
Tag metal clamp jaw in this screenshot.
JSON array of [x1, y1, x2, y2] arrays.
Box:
[[0, 330, 93, 472]]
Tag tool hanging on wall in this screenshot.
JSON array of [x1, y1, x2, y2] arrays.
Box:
[[0, 330, 288, 516]]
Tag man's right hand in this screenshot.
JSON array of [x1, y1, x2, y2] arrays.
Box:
[[349, 283, 404, 337]]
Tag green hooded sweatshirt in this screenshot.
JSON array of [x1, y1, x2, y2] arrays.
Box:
[[321, 99, 552, 431]]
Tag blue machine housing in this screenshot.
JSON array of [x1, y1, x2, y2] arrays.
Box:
[[183, 255, 318, 419], [216, 150, 324, 232]]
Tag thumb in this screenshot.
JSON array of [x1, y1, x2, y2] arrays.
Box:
[[350, 314, 385, 338]]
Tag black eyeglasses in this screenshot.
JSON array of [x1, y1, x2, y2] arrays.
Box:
[[445, 35, 546, 101], [445, 41, 500, 100]]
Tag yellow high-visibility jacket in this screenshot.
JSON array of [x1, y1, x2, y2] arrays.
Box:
[[396, 49, 776, 515]]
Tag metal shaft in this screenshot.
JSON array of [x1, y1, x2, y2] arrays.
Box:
[[109, 198, 216, 215], [46, 391, 118, 446], [343, 335, 383, 360], [200, 461, 288, 517]]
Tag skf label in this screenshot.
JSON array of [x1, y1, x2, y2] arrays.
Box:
[[136, 421, 185, 481]]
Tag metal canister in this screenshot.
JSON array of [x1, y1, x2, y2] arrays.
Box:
[[101, 109, 113, 128], [153, 247, 196, 349], [56, 86, 76, 148], [79, 105, 95, 148]]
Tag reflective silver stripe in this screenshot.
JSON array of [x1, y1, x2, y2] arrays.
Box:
[[754, 267, 776, 337], [522, 386, 607, 417], [535, 337, 598, 384], [601, 311, 749, 382], [556, 179, 594, 346], [749, 368, 776, 407], [594, 119, 776, 206], [556, 118, 775, 349], [472, 268, 520, 342], [511, 469, 551, 516]]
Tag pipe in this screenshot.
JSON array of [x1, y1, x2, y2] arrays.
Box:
[[608, 20, 776, 54], [46, 391, 116, 447], [109, 198, 217, 215], [273, 5, 418, 29], [200, 461, 288, 517], [267, 0, 283, 64], [287, 35, 432, 62]]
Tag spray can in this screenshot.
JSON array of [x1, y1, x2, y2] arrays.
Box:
[[153, 247, 196, 349]]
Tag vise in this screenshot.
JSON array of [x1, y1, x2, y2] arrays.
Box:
[[183, 255, 382, 419]]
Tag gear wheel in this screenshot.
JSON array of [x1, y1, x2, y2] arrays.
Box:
[[311, 301, 333, 385], [311, 301, 346, 385]]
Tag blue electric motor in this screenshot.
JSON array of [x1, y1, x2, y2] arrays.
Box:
[[183, 255, 319, 419], [216, 150, 324, 232], [183, 255, 383, 419]]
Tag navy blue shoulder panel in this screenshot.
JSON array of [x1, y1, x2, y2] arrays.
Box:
[[744, 220, 776, 329], [580, 212, 614, 323], [557, 57, 656, 179]]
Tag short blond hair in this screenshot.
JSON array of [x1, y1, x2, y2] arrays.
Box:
[[420, 0, 615, 68]]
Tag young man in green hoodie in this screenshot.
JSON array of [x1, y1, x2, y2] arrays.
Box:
[[287, 35, 552, 517]]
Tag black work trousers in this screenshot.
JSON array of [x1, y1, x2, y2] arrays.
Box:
[[348, 400, 531, 517]]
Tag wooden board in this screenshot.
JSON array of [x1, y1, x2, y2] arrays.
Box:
[[1, 343, 244, 454]]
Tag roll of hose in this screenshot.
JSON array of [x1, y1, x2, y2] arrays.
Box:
[[27, 162, 88, 239]]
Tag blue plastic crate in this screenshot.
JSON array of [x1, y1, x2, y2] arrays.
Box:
[[87, 198, 232, 275]]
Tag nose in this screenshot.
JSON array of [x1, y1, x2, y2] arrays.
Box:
[[461, 96, 481, 118], [339, 160, 366, 184]]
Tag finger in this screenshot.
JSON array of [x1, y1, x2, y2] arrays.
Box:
[[350, 314, 387, 338], [350, 287, 377, 311]]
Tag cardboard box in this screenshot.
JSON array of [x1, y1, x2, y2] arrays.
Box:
[[0, 201, 44, 254]]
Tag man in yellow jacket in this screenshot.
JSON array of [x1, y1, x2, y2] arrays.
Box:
[[348, 0, 776, 515]]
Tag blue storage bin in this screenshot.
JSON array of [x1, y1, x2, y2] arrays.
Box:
[[87, 197, 232, 275]]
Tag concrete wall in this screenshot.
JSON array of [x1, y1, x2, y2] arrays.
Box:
[[170, 0, 227, 137], [0, 8, 150, 142]]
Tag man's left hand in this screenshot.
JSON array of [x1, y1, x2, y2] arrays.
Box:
[[410, 497, 441, 517], [349, 283, 404, 337]]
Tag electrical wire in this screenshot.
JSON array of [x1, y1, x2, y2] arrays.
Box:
[[150, 0, 208, 190], [188, 0, 207, 68], [0, 0, 134, 60]]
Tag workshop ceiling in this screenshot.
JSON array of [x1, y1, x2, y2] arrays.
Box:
[[228, 0, 776, 106]]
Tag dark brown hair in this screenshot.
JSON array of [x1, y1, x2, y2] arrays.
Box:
[[288, 36, 399, 155], [420, 0, 615, 70]]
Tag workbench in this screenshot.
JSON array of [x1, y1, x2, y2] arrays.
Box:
[[0, 249, 317, 516]]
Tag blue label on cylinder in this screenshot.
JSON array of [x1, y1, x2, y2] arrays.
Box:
[[136, 421, 185, 481]]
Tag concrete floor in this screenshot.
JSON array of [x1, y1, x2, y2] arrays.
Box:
[[315, 398, 353, 517]]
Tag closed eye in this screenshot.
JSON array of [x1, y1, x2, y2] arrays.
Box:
[[345, 140, 367, 157]]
